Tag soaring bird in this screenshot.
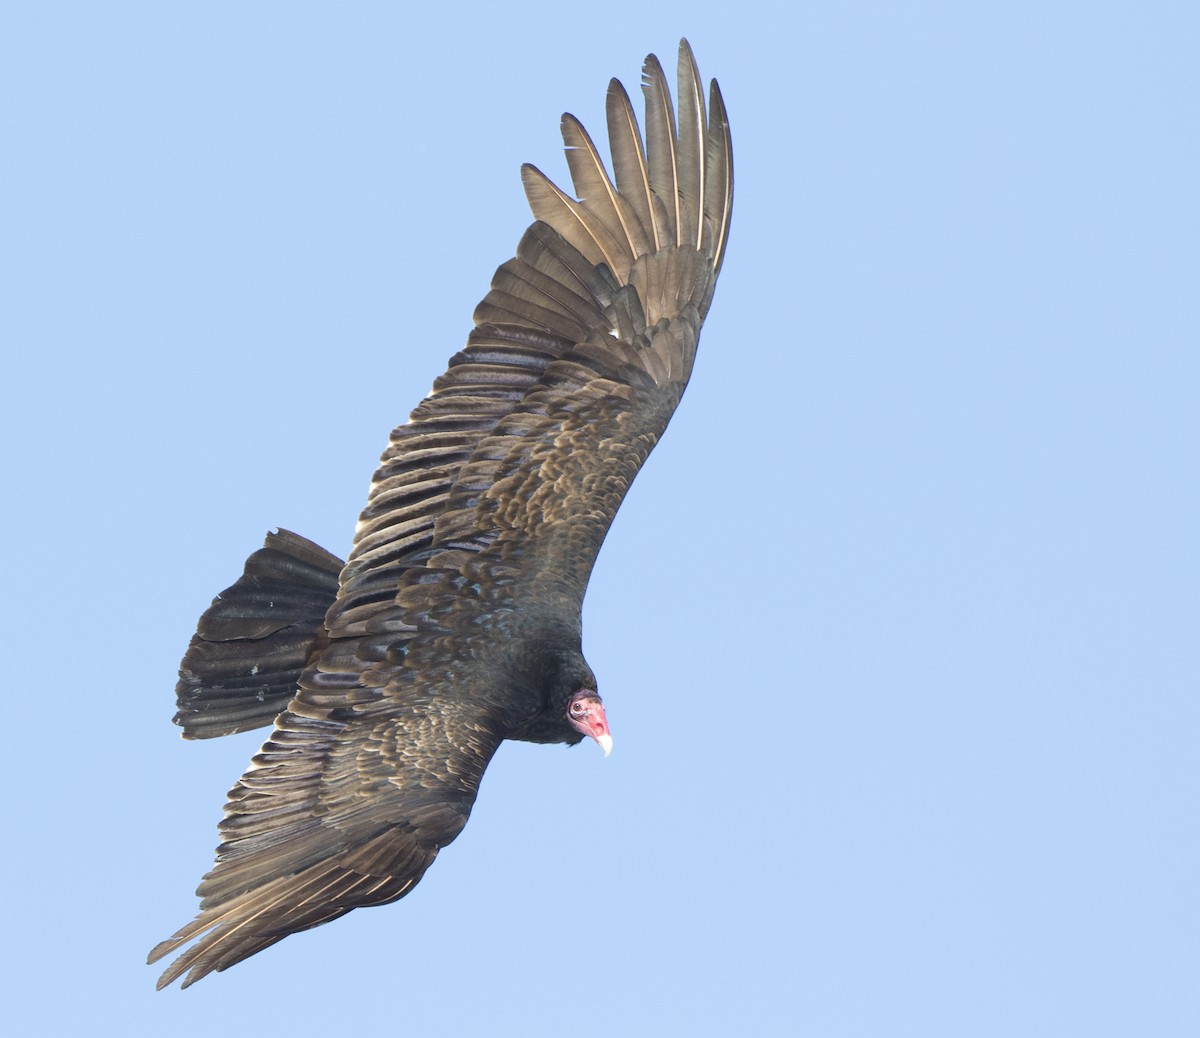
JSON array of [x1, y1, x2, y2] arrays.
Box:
[[150, 39, 733, 989]]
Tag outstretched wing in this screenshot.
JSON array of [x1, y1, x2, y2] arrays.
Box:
[[151, 40, 732, 988], [329, 39, 732, 637], [149, 686, 502, 988]]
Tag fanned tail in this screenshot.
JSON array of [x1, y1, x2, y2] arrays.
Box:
[[173, 530, 343, 739]]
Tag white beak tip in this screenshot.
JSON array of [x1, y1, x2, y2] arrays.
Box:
[[595, 733, 613, 758]]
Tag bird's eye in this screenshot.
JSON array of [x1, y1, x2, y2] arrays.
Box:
[[570, 700, 585, 716]]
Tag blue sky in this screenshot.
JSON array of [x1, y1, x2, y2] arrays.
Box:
[[4, 2, 1197, 1034]]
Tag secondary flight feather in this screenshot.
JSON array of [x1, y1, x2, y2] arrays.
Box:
[[150, 39, 733, 989]]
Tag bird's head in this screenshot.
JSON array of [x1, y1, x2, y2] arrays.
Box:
[[567, 689, 612, 757], [509, 645, 613, 754]]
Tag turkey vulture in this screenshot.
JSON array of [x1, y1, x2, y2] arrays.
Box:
[[149, 39, 733, 989]]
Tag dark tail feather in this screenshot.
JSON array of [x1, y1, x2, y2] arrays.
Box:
[[173, 530, 344, 739]]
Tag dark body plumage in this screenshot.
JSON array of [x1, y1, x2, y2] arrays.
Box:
[[150, 40, 732, 989]]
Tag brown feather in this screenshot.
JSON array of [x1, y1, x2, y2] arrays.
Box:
[[561, 113, 650, 266], [606, 79, 659, 250], [675, 39, 707, 249], [520, 162, 628, 277], [704, 81, 735, 278], [640, 53, 681, 246]]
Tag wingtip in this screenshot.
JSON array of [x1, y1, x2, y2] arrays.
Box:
[[678, 37, 698, 69]]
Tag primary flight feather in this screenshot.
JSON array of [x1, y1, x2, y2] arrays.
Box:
[[150, 39, 733, 989]]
